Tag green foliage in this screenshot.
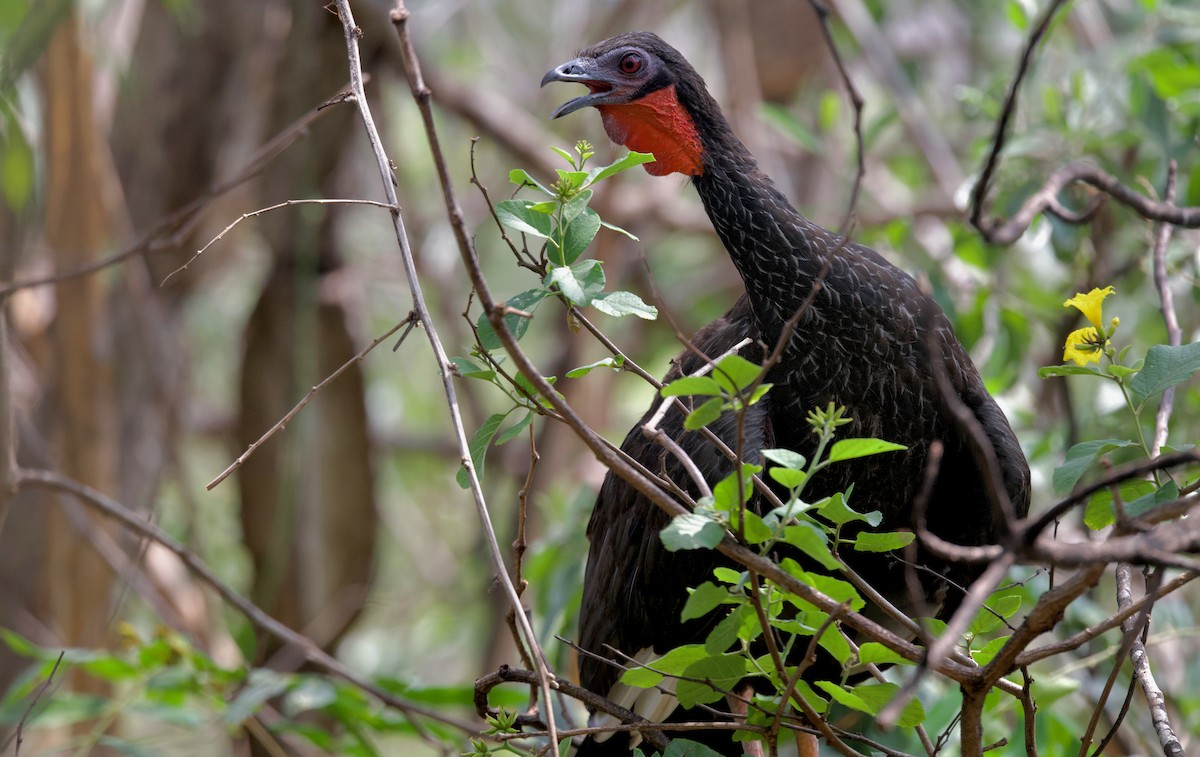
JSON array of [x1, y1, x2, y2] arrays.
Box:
[[0, 627, 483, 755], [452, 143, 662, 488]]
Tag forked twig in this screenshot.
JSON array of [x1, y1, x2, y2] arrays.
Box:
[[207, 314, 416, 490]]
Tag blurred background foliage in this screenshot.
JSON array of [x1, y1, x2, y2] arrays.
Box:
[[0, 0, 1198, 754]]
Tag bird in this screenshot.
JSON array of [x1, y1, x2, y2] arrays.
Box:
[[541, 32, 1030, 756]]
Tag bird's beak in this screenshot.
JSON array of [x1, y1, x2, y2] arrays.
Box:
[[541, 57, 622, 119]]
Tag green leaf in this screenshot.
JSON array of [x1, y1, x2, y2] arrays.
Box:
[[620, 645, 709, 688], [566, 356, 624, 378], [1, 628, 40, 657], [813, 616, 852, 664], [546, 260, 605, 307], [711, 355, 764, 394], [225, 669, 293, 725], [1085, 481, 1180, 530], [1051, 439, 1138, 494], [814, 491, 882, 528], [857, 642, 911, 667], [560, 207, 602, 264], [827, 438, 906, 463], [23, 692, 109, 728], [1, 119, 33, 212], [494, 411, 534, 446], [476, 289, 550, 350], [549, 146, 575, 165], [662, 739, 728, 757], [780, 563, 865, 611], [661, 376, 724, 397], [677, 655, 751, 708], [682, 582, 731, 621], [495, 199, 553, 238], [586, 150, 656, 184], [730, 509, 773, 545], [1106, 364, 1139, 379], [1038, 364, 1104, 378], [768, 468, 807, 489], [971, 635, 1011, 666], [814, 680, 873, 714], [969, 595, 1022, 636], [599, 219, 640, 241], [852, 682, 925, 728], [712, 465, 760, 512], [1083, 479, 1156, 530], [705, 605, 755, 654], [852, 531, 916, 553], [507, 168, 553, 196], [684, 397, 726, 430], [451, 356, 495, 381], [456, 412, 508, 489], [661, 512, 725, 551], [81, 656, 139, 681], [761, 448, 807, 470], [591, 290, 658, 319], [713, 567, 744, 584], [1128, 343, 1200, 406], [781, 523, 841, 571]]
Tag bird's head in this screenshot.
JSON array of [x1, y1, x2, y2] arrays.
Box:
[[541, 32, 718, 177]]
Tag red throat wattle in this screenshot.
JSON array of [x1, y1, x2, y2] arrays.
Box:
[[596, 85, 704, 177]]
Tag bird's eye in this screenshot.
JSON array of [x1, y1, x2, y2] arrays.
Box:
[[619, 53, 643, 75]]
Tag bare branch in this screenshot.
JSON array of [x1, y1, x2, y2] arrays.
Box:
[[161, 198, 396, 286], [0, 84, 351, 298], [382, 1, 561, 745], [207, 314, 416, 490], [10, 651, 64, 757], [1151, 162, 1181, 458], [18, 468, 473, 738]]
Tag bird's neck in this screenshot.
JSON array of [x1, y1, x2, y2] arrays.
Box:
[[692, 138, 832, 347]]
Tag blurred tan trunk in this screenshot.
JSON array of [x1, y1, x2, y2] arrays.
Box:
[[40, 10, 118, 684]]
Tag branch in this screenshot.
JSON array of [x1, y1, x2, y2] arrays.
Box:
[[1151, 162, 1181, 458], [969, 0, 1070, 235], [380, 1, 561, 746], [1116, 567, 1185, 757], [977, 161, 1200, 245], [17, 468, 473, 738], [474, 665, 670, 753], [808, 0, 866, 235], [10, 651, 64, 757], [207, 314, 416, 490], [968, 0, 1200, 243], [161, 198, 396, 286], [0, 83, 351, 298]]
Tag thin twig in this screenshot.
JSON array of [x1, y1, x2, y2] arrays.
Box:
[[382, 1, 561, 747], [1151, 162, 1180, 458], [808, 0, 866, 235], [160, 198, 396, 286], [207, 314, 415, 490], [969, 0, 1070, 233], [11, 651, 64, 757], [0, 83, 353, 299]]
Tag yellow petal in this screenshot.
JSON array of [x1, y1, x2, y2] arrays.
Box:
[[1063, 326, 1103, 366], [1063, 286, 1115, 330]]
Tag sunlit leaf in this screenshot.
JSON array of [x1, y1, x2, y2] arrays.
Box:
[[661, 512, 725, 551]]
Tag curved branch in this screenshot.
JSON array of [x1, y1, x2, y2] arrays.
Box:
[[977, 162, 1200, 245]]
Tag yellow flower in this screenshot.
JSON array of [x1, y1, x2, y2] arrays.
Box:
[[1063, 327, 1105, 366], [1063, 286, 1115, 330]]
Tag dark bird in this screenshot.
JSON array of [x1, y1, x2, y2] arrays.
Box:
[[542, 32, 1030, 755]]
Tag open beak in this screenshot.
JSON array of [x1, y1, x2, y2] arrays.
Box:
[[540, 57, 621, 119]]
